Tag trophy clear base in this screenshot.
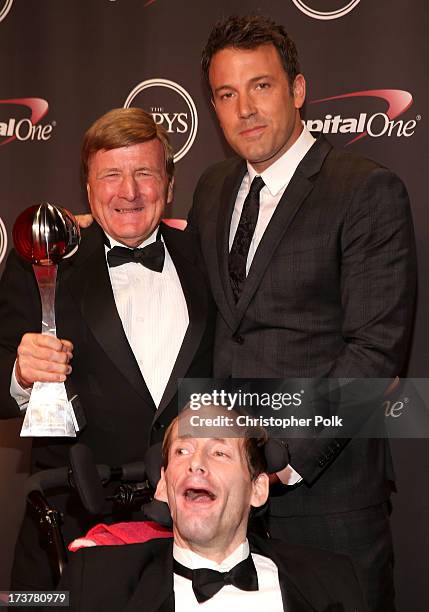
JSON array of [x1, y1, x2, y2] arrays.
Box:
[[20, 381, 77, 437]]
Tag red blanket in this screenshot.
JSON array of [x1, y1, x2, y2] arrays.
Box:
[[69, 521, 172, 551]]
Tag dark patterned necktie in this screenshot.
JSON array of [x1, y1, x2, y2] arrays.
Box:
[[229, 175, 265, 302], [173, 555, 258, 603], [107, 240, 165, 272]]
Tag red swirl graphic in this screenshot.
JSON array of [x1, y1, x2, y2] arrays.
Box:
[[0, 97, 49, 146], [309, 89, 413, 145]]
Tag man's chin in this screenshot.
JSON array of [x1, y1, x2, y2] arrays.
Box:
[[175, 523, 217, 548], [175, 509, 217, 536], [106, 227, 149, 247], [233, 142, 273, 166]]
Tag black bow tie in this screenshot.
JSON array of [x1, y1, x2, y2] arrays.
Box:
[[173, 555, 258, 603], [107, 241, 165, 272]]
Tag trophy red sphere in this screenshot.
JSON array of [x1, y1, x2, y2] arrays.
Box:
[[13, 203, 80, 265]]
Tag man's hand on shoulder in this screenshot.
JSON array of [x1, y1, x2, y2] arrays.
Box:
[[75, 213, 93, 229], [16, 333, 73, 388]]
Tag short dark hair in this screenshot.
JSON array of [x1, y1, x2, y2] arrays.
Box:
[[81, 107, 174, 182], [162, 413, 268, 481], [201, 14, 300, 92]]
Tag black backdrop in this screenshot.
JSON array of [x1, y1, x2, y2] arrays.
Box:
[[0, 1, 427, 607]]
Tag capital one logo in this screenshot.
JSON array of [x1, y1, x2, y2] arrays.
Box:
[[291, 0, 360, 20], [124, 78, 198, 162], [305, 89, 420, 145], [0, 217, 7, 265], [0, 0, 13, 24], [0, 98, 55, 146]]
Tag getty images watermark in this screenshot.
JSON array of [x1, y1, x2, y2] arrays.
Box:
[[178, 379, 429, 439], [187, 387, 341, 429]]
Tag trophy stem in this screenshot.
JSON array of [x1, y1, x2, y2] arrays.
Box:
[[33, 264, 58, 336], [21, 263, 77, 437]]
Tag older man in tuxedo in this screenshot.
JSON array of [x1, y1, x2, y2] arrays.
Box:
[[0, 108, 214, 588], [187, 14, 416, 611], [60, 410, 367, 611]]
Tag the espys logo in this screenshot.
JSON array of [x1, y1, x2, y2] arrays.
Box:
[[124, 78, 198, 162], [0, 98, 55, 146], [305, 89, 421, 145], [0, 217, 7, 265], [291, 0, 360, 20], [0, 0, 13, 24]]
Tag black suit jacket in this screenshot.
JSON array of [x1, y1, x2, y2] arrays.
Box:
[[59, 536, 367, 611], [0, 221, 215, 586], [188, 134, 416, 516]]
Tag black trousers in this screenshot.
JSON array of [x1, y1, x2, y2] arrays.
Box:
[[268, 502, 395, 612]]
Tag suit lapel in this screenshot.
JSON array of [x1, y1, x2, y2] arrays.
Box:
[[276, 563, 346, 612], [60, 223, 154, 406], [155, 223, 208, 418], [277, 566, 318, 612], [249, 537, 317, 612], [216, 159, 247, 327], [124, 541, 175, 612], [250, 535, 349, 612], [233, 135, 333, 330]]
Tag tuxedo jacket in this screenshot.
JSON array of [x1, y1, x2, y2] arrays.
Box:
[[59, 535, 367, 612], [0, 221, 215, 470], [189, 134, 416, 516]]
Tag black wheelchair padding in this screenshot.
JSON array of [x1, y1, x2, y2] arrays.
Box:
[[69, 444, 109, 514], [68, 436, 288, 517]]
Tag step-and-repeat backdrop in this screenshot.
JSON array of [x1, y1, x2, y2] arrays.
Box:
[[0, 0, 427, 607]]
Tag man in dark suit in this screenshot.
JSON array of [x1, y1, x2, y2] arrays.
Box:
[[0, 108, 214, 588], [60, 412, 367, 611], [187, 15, 416, 611]]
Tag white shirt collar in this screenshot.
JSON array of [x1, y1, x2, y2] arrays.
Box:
[[173, 540, 250, 572], [247, 125, 315, 197]]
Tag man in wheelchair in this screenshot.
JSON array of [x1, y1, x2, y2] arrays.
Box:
[[59, 409, 367, 611]]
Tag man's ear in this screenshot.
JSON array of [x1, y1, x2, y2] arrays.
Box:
[[154, 467, 169, 503], [292, 74, 306, 110], [167, 178, 174, 204], [250, 473, 269, 508]]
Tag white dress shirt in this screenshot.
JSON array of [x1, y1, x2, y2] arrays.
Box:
[[229, 126, 315, 485], [10, 227, 189, 410], [173, 540, 284, 612], [229, 125, 316, 274], [10, 361, 30, 410], [106, 231, 188, 407]]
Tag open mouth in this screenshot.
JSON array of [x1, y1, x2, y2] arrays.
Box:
[[114, 207, 144, 213], [184, 488, 216, 503]]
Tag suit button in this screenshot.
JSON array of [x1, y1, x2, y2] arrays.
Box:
[[233, 335, 244, 345]]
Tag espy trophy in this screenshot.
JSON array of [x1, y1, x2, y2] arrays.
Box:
[[13, 203, 81, 437]]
